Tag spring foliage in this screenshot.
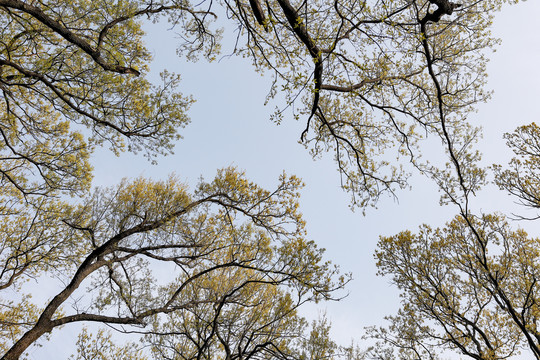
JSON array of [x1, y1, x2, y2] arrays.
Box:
[[0, 0, 529, 359], [0, 168, 348, 359]]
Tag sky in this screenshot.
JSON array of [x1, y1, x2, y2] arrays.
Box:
[[26, 0, 540, 358]]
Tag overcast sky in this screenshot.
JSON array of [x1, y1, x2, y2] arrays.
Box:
[[27, 0, 540, 358]]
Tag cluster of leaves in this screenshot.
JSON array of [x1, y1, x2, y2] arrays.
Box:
[[0, 0, 199, 201]]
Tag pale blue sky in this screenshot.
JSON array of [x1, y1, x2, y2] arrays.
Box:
[[27, 0, 540, 357]]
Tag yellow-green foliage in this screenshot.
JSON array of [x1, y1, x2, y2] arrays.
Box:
[[0, 167, 347, 359], [373, 213, 540, 358]]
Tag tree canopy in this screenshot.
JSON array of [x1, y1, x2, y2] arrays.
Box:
[[0, 0, 534, 359], [0, 0, 510, 206], [368, 121, 540, 359], [1, 168, 348, 360]]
